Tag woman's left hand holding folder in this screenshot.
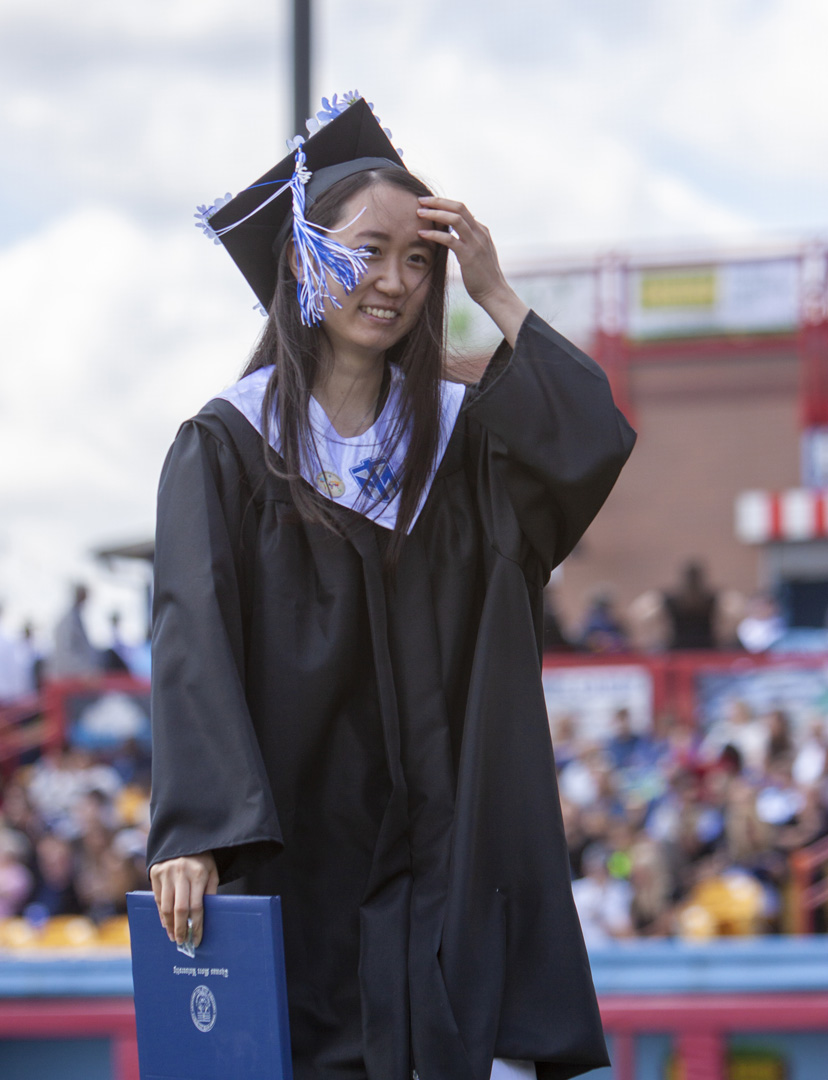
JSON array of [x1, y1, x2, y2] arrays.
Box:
[[150, 853, 219, 948]]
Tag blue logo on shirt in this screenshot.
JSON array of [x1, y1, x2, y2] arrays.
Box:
[[349, 457, 401, 502]]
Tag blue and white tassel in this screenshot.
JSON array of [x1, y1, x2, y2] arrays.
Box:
[[288, 143, 369, 326]]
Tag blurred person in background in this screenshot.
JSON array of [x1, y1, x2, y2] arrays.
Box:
[[75, 817, 132, 922], [628, 835, 673, 936], [605, 707, 652, 771], [0, 606, 38, 704], [645, 768, 697, 848], [558, 743, 610, 810], [771, 781, 827, 856], [755, 757, 806, 832], [0, 828, 33, 917], [28, 832, 82, 917], [654, 711, 702, 780], [700, 699, 769, 777], [577, 805, 615, 861], [792, 715, 828, 789], [764, 708, 794, 768], [73, 788, 119, 838], [113, 825, 151, 897], [722, 776, 770, 868], [46, 584, 101, 680], [571, 843, 633, 945], [110, 737, 152, 787], [561, 799, 617, 883], [663, 561, 718, 650], [737, 592, 785, 653], [19, 622, 44, 692], [0, 777, 42, 852], [548, 713, 581, 772], [101, 611, 130, 674], [579, 590, 628, 653], [682, 772, 725, 862], [0, 604, 18, 704]]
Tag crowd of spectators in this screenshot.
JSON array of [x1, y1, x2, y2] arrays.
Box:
[[3, 697, 820, 939], [0, 582, 152, 930], [0, 746, 151, 926], [558, 702, 828, 943], [1, 572, 828, 942]]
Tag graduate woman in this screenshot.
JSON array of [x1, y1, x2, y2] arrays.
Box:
[[148, 95, 635, 1080]]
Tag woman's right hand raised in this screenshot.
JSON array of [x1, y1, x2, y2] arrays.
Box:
[[149, 852, 219, 948], [416, 195, 529, 348]]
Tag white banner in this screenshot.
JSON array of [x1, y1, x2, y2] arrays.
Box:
[[511, 269, 598, 347], [542, 663, 653, 742], [448, 269, 598, 352]]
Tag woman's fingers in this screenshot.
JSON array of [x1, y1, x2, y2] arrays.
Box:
[[150, 863, 165, 930], [157, 866, 177, 941], [417, 197, 479, 241], [415, 226, 456, 249], [417, 195, 472, 219], [417, 195, 528, 346], [416, 208, 463, 230], [148, 853, 219, 948], [172, 871, 193, 947], [187, 856, 220, 947], [417, 196, 503, 303]]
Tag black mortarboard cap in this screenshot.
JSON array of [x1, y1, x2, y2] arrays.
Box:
[[207, 98, 405, 310]]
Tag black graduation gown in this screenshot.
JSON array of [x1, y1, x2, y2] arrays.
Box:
[[147, 311, 636, 1080]]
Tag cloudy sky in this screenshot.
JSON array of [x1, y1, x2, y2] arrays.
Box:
[[1, 0, 827, 642]]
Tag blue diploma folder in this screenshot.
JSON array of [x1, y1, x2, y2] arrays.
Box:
[[127, 891, 293, 1080]]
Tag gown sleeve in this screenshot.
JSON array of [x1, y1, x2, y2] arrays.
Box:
[[146, 417, 283, 884], [462, 310, 636, 573]]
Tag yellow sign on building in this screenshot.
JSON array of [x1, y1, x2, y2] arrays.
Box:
[[640, 268, 717, 309], [666, 1049, 786, 1080]]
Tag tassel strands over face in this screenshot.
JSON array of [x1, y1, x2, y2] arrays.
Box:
[[288, 144, 369, 326], [194, 143, 370, 327]]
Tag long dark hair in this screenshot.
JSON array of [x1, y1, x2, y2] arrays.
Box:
[[243, 166, 449, 566]]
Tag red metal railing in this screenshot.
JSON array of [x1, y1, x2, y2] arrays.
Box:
[[2, 654, 822, 765], [0, 675, 150, 773], [1, 990, 826, 1080], [0, 692, 49, 767], [601, 992, 828, 1080], [0, 999, 139, 1080], [542, 648, 828, 725], [790, 835, 828, 934]]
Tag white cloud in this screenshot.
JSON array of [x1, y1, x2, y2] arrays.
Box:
[[0, 205, 263, 630], [641, 0, 828, 179]]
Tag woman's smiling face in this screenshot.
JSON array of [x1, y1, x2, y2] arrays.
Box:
[[308, 181, 437, 364]]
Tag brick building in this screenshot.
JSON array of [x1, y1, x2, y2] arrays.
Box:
[[455, 242, 828, 639]]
